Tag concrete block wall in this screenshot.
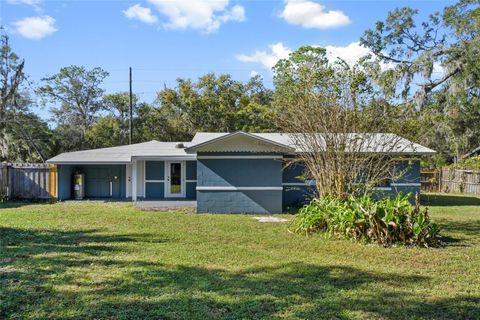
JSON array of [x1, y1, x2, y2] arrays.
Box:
[[282, 162, 316, 209], [281, 160, 422, 206], [197, 190, 282, 214], [196, 156, 283, 213]]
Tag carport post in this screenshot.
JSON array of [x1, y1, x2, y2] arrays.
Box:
[[132, 160, 137, 201]]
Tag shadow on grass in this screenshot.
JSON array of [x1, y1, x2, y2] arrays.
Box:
[[1, 227, 479, 319], [421, 193, 480, 206], [0, 199, 133, 210], [0, 199, 56, 209], [437, 219, 480, 236], [434, 219, 480, 247]]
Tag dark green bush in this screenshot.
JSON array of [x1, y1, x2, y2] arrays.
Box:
[[290, 193, 441, 247]]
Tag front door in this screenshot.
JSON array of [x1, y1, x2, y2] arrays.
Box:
[[165, 161, 185, 198]]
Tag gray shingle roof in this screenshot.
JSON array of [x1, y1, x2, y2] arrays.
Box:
[[46, 140, 193, 164]]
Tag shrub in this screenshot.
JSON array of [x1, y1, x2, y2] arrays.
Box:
[[289, 193, 441, 247], [449, 155, 480, 170]]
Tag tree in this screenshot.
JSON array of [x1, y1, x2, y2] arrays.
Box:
[[0, 33, 53, 162], [85, 92, 136, 147], [157, 73, 275, 134], [2, 110, 55, 162], [235, 75, 276, 132], [85, 116, 126, 148], [0, 34, 25, 121], [273, 46, 409, 198], [360, 0, 480, 160], [37, 66, 109, 151], [133, 102, 190, 143]]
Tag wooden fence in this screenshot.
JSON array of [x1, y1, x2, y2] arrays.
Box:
[[440, 168, 480, 195], [420, 170, 441, 193], [421, 168, 480, 195], [0, 163, 57, 199]]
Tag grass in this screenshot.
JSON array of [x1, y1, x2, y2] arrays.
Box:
[[0, 194, 479, 319]]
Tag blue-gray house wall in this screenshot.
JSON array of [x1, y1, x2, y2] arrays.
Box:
[[58, 161, 196, 201], [57, 158, 421, 212], [391, 160, 421, 195], [144, 160, 197, 199], [196, 156, 283, 213], [58, 164, 74, 201], [282, 160, 421, 208], [145, 161, 165, 198], [186, 161, 197, 199], [57, 164, 126, 200], [282, 162, 316, 209]]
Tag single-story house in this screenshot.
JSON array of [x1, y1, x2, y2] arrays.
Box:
[[46, 131, 435, 213]]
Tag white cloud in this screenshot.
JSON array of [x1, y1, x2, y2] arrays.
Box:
[[148, 0, 245, 33], [279, 0, 351, 29], [123, 4, 158, 24], [237, 42, 292, 70], [325, 42, 370, 65], [7, 0, 40, 6], [250, 70, 259, 77], [13, 16, 57, 40], [7, 0, 42, 12], [237, 42, 380, 70], [219, 4, 245, 23]]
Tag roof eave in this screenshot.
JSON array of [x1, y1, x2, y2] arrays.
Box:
[[46, 160, 132, 165], [185, 131, 295, 153]]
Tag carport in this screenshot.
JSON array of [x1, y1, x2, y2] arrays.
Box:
[[57, 164, 126, 200]]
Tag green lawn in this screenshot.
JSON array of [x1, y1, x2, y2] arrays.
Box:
[[1, 195, 479, 319]]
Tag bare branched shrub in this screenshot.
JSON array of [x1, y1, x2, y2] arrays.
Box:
[[273, 46, 415, 198]]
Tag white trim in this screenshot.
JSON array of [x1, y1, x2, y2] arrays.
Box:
[[391, 183, 421, 187], [47, 161, 131, 165], [185, 131, 294, 152], [197, 155, 283, 160], [282, 180, 315, 187], [185, 180, 197, 183], [142, 160, 145, 198], [126, 164, 132, 198], [132, 156, 196, 161], [132, 160, 137, 202], [145, 180, 165, 183], [196, 186, 283, 191], [165, 161, 186, 198], [373, 187, 392, 191]]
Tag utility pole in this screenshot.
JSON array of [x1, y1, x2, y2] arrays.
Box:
[[129, 67, 133, 144]]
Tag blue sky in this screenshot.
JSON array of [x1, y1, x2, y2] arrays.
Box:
[[1, 0, 453, 122]]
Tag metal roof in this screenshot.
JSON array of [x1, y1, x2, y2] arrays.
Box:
[[463, 146, 480, 159], [185, 131, 295, 153], [47, 132, 435, 164], [190, 132, 436, 155]]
